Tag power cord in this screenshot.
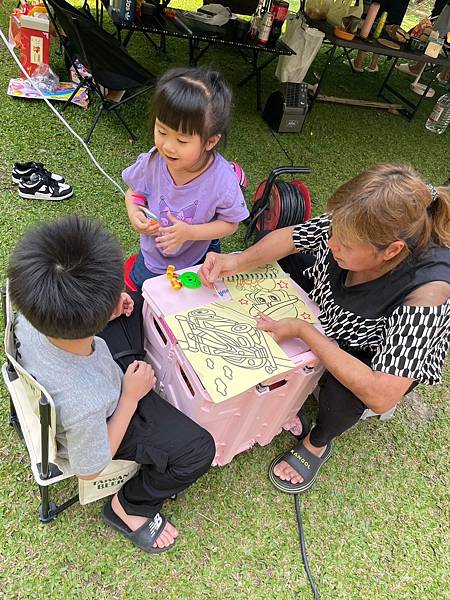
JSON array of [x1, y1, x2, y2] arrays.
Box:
[[0, 24, 125, 195], [269, 127, 294, 167], [295, 494, 321, 600]]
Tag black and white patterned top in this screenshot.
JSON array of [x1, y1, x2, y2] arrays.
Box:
[[292, 214, 450, 385]]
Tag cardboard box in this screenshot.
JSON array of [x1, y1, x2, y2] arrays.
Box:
[[19, 14, 50, 76]]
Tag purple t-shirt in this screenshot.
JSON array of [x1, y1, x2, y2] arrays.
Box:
[[122, 148, 249, 274]]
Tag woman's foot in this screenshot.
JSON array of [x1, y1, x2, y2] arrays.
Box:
[[111, 493, 178, 549], [273, 432, 327, 485]]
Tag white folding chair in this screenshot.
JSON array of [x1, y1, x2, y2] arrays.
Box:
[[1, 284, 139, 523]]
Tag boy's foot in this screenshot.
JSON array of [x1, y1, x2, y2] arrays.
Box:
[[102, 499, 178, 553]]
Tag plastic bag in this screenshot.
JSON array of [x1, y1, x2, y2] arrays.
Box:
[[305, 0, 332, 21], [326, 0, 363, 28], [28, 63, 59, 93], [275, 14, 325, 83]]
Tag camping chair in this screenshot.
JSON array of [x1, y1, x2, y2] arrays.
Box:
[[44, 0, 156, 143], [1, 285, 139, 523]]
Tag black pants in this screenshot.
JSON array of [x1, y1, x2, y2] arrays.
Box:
[[98, 293, 216, 518], [278, 253, 415, 448]]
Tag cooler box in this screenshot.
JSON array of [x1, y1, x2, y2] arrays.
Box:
[[142, 268, 324, 466]]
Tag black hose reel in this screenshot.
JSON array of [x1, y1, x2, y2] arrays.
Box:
[[244, 166, 312, 246]]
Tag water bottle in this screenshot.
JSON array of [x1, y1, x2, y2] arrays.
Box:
[[425, 92, 450, 134]]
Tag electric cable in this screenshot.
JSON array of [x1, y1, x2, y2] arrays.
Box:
[[295, 494, 321, 600], [269, 127, 294, 167], [0, 25, 125, 195]]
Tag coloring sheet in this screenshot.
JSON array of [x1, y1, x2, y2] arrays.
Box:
[[225, 278, 318, 323], [165, 300, 295, 403]]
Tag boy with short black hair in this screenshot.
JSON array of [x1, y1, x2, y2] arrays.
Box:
[[8, 215, 215, 553]]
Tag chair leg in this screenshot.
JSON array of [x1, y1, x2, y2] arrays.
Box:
[[39, 485, 56, 523], [84, 104, 104, 144], [112, 108, 137, 141], [38, 485, 79, 523]]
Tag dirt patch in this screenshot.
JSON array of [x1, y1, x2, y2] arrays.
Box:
[[401, 389, 436, 426]]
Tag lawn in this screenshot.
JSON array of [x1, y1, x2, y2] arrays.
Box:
[[0, 1, 449, 599]]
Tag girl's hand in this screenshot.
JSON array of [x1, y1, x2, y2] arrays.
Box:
[[256, 314, 301, 343], [131, 210, 160, 236], [156, 212, 190, 253]]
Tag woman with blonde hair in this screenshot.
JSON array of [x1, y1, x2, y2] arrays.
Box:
[[199, 164, 450, 493]]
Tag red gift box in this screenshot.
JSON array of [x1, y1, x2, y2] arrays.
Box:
[[16, 13, 50, 77]]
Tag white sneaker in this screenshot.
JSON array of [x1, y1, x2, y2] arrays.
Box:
[[18, 172, 73, 201]]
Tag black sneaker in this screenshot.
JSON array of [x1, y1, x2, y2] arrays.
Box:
[[18, 172, 73, 201], [12, 161, 65, 185]]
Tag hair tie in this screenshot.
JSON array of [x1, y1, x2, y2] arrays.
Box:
[[426, 183, 439, 204]]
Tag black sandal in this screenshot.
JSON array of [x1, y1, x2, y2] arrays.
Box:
[[294, 412, 311, 441], [268, 440, 332, 494], [102, 500, 176, 553]]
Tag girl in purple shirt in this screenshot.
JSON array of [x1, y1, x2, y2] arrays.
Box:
[[123, 67, 249, 289]]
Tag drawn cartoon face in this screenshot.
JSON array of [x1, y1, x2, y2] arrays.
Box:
[[246, 289, 298, 318], [159, 197, 198, 227]]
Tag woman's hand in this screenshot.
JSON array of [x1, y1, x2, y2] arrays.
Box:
[[256, 314, 303, 342], [156, 212, 190, 253], [198, 252, 240, 287], [130, 210, 160, 236]]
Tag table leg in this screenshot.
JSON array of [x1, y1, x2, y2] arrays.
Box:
[[378, 58, 437, 120], [188, 40, 212, 67], [310, 44, 337, 110], [123, 30, 134, 47], [378, 57, 398, 98], [237, 50, 279, 111]]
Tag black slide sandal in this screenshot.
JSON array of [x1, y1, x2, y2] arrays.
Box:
[[102, 500, 176, 553], [269, 441, 332, 495]]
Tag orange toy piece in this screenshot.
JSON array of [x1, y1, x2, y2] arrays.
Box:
[[166, 264, 183, 290]]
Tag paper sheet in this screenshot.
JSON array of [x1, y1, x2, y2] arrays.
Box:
[[7, 78, 89, 108], [165, 300, 295, 403], [225, 277, 318, 323]]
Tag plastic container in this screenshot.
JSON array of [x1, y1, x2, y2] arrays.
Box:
[[425, 92, 450, 134], [142, 267, 324, 466]]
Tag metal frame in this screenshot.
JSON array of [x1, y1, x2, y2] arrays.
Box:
[[43, 0, 154, 143], [112, 13, 295, 111], [308, 20, 450, 120], [1, 288, 79, 523]]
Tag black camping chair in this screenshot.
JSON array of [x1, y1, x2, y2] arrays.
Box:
[[45, 0, 155, 142]]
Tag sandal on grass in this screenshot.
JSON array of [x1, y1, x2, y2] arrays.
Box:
[[102, 500, 176, 553], [268, 440, 332, 494], [292, 411, 312, 441]]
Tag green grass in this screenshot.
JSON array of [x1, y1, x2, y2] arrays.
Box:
[[0, 1, 449, 598]]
